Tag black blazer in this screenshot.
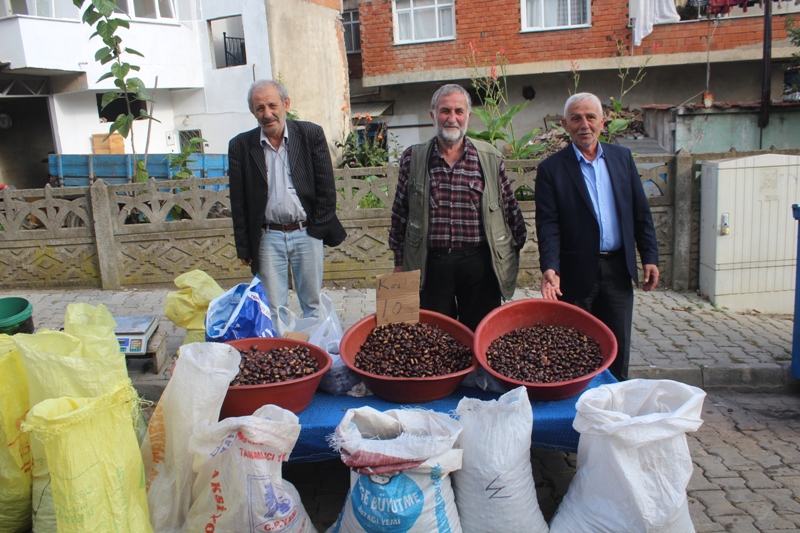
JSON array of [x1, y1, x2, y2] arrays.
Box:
[[534, 142, 658, 301], [228, 120, 346, 275]]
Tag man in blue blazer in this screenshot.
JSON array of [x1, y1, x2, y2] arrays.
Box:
[[535, 92, 659, 380], [228, 80, 346, 319]]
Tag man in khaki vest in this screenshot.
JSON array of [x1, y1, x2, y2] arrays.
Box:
[[388, 84, 527, 331]]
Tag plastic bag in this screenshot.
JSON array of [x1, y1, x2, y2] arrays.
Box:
[[276, 294, 358, 395], [185, 404, 317, 533], [549, 379, 706, 533], [0, 335, 32, 533], [452, 386, 548, 533], [165, 269, 225, 345], [327, 407, 463, 533], [140, 342, 241, 533], [23, 381, 152, 533], [460, 367, 507, 393], [14, 304, 131, 533], [206, 276, 277, 342]]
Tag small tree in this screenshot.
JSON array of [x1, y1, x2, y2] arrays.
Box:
[[334, 114, 398, 209], [609, 40, 658, 117], [73, 0, 157, 182], [167, 137, 207, 179], [464, 41, 545, 160]]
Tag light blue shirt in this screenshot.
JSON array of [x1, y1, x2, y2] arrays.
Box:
[[261, 127, 306, 224], [571, 143, 622, 252]]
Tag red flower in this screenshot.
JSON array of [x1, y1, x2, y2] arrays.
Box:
[[490, 65, 498, 80]]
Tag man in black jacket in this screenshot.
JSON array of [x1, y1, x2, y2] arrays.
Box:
[[535, 92, 659, 380], [228, 79, 345, 318]]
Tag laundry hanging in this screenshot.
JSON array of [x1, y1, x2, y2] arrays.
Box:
[[632, 0, 681, 46]]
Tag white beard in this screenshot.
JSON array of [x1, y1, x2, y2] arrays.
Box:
[[437, 121, 466, 145]]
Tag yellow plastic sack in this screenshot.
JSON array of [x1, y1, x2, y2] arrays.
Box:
[[63, 302, 120, 357], [183, 329, 206, 344], [0, 335, 33, 533], [14, 303, 131, 533], [164, 269, 224, 344], [23, 381, 153, 533]]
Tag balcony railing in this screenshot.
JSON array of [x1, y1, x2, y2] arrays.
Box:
[[223, 32, 246, 67]]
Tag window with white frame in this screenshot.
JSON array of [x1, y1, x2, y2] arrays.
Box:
[[394, 0, 455, 44], [521, 0, 589, 31], [3, 0, 79, 19], [115, 0, 174, 20], [343, 10, 361, 53]]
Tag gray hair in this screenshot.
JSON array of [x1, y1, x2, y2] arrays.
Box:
[[430, 84, 472, 114], [247, 80, 289, 112], [563, 92, 603, 118]]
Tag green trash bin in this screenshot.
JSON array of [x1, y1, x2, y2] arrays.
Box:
[[0, 297, 34, 335]]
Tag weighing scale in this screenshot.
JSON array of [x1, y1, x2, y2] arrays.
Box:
[[114, 315, 158, 355]]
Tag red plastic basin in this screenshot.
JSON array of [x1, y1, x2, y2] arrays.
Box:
[[339, 310, 477, 403], [222, 337, 332, 418], [473, 299, 617, 401]]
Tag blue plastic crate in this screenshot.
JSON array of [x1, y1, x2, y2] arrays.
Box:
[[49, 154, 228, 186]]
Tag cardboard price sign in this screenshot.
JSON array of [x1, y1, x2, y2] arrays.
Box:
[[282, 331, 309, 343], [375, 270, 420, 326]]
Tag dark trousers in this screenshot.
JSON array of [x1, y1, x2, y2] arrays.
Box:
[[420, 246, 501, 332], [566, 252, 634, 381]]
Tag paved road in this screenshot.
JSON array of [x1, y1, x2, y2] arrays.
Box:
[[4, 286, 795, 393], [4, 285, 798, 531], [286, 388, 800, 532]]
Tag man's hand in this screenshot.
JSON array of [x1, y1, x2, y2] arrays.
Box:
[[393, 266, 403, 273], [541, 269, 562, 300], [643, 264, 659, 291], [240, 258, 252, 267]]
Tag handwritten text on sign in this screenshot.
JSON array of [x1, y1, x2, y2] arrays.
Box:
[[376, 270, 420, 326]]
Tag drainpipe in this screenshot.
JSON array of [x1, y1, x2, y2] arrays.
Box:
[[759, 0, 772, 136]]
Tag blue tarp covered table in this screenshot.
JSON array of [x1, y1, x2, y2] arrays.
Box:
[[290, 370, 617, 462]]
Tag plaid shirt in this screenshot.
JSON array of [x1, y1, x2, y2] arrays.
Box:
[[389, 138, 527, 266]]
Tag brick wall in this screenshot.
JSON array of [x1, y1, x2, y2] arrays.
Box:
[[359, 0, 790, 77]]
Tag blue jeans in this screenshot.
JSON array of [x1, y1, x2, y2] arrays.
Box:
[[258, 227, 324, 319]]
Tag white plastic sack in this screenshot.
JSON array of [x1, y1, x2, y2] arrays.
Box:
[[452, 387, 548, 533], [276, 294, 358, 395], [327, 407, 463, 533], [549, 379, 706, 533], [140, 342, 241, 533], [185, 405, 316, 533]]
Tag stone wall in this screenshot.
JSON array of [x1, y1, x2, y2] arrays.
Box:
[[2, 148, 795, 291]]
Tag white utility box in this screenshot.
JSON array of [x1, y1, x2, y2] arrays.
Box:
[[700, 154, 800, 313]]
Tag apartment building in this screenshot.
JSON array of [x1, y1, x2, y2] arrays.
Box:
[[343, 0, 799, 152], [0, 0, 348, 188]]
